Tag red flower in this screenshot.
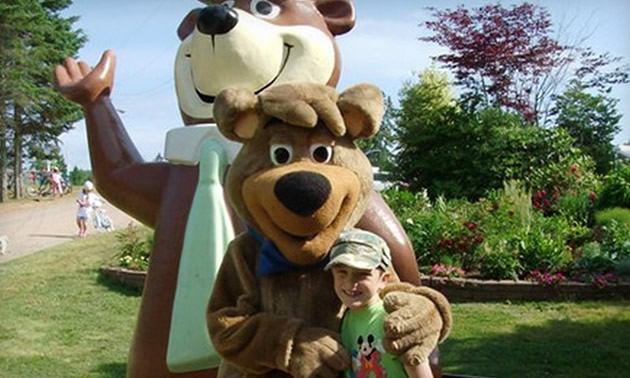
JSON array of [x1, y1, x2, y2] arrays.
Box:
[[570, 164, 578, 173], [589, 192, 597, 202], [475, 235, 484, 243]]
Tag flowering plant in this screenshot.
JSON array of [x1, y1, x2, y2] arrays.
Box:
[[431, 264, 466, 278], [573, 272, 618, 288], [526, 269, 567, 286], [114, 224, 153, 271]]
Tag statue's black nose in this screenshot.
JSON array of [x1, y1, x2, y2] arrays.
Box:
[[197, 4, 238, 36], [274, 171, 331, 217]]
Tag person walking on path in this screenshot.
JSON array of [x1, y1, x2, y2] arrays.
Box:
[[76, 181, 97, 237], [50, 167, 63, 197]]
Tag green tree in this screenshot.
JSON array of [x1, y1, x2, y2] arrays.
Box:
[[69, 166, 90, 186], [394, 66, 468, 197], [395, 66, 595, 201], [553, 80, 622, 175], [356, 95, 397, 171], [0, 0, 85, 201]]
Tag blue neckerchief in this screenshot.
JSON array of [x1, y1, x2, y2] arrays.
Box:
[[247, 226, 330, 276]]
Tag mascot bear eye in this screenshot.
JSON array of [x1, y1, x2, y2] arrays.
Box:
[[310, 144, 332, 164], [250, 0, 281, 19], [270, 144, 293, 165]]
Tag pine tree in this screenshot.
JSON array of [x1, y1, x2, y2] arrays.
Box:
[[0, 0, 85, 201]]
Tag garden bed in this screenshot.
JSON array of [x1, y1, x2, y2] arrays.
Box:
[[100, 266, 146, 289], [421, 275, 630, 302], [100, 266, 630, 302]]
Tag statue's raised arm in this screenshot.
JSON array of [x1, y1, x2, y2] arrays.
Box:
[[54, 50, 166, 227]]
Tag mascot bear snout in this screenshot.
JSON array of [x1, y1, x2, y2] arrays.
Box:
[[274, 171, 331, 217], [196, 4, 238, 36]]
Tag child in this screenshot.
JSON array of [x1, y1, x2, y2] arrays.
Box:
[[76, 180, 97, 237], [50, 167, 63, 197], [325, 228, 434, 378]]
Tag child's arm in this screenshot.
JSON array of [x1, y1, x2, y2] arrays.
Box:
[[76, 196, 87, 207], [404, 361, 434, 378]]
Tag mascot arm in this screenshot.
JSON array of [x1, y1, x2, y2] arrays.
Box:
[[55, 51, 165, 225], [379, 283, 452, 365], [207, 242, 303, 375], [208, 240, 350, 377], [84, 97, 167, 226]]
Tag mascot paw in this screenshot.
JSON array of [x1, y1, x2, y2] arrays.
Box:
[[288, 326, 350, 378], [380, 283, 452, 365]]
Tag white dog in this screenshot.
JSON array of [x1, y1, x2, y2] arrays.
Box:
[[0, 235, 8, 255]]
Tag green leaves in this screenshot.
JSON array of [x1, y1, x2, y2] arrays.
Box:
[[0, 0, 85, 199]]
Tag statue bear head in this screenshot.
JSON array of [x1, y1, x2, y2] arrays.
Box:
[[175, 0, 356, 124]]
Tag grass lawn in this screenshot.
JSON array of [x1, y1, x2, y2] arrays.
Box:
[[0, 232, 140, 378], [0, 231, 629, 377]]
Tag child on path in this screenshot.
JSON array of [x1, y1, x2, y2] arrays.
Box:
[[325, 228, 434, 378], [76, 180, 97, 237], [50, 167, 63, 197]]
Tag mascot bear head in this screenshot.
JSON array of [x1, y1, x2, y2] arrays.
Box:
[[214, 82, 383, 265]]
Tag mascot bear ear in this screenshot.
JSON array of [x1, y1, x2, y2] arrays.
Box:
[[315, 0, 356, 36], [214, 87, 262, 142], [337, 83, 383, 139], [177, 8, 201, 41]]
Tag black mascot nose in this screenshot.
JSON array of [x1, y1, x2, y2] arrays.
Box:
[[274, 171, 331, 217], [197, 4, 238, 36]]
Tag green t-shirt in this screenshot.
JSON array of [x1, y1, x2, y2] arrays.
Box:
[[341, 299, 407, 378]]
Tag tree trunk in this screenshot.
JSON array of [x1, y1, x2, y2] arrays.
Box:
[[12, 105, 22, 199]]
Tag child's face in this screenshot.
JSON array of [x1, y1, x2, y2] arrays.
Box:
[[331, 264, 389, 311]]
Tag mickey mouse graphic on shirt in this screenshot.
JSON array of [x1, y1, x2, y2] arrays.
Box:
[[352, 333, 387, 378]]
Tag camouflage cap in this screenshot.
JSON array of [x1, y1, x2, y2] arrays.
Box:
[[325, 228, 392, 271]]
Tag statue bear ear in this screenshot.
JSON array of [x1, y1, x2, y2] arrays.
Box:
[[177, 8, 201, 41], [314, 0, 356, 36], [337, 84, 384, 139], [214, 87, 263, 142]]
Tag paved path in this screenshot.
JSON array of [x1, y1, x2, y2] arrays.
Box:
[[0, 193, 139, 264]]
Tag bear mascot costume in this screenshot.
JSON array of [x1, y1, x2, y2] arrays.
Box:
[[54, 1, 449, 377], [208, 82, 451, 377]]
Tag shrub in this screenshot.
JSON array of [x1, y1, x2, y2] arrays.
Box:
[[528, 145, 599, 220], [597, 162, 630, 209], [479, 240, 522, 280], [616, 258, 630, 278], [600, 222, 630, 261], [518, 215, 573, 273], [572, 242, 615, 275], [385, 180, 624, 281], [595, 207, 630, 228], [114, 224, 153, 271]]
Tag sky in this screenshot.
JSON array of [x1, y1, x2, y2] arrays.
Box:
[[59, 0, 630, 170]]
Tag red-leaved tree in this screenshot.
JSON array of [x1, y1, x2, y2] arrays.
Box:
[[421, 3, 564, 123], [421, 3, 629, 125]]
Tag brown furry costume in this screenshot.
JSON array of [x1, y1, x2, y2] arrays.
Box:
[[208, 83, 451, 377]]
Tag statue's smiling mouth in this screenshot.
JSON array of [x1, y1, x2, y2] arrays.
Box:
[[193, 43, 293, 104]]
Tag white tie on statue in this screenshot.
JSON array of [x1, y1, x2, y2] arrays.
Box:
[[164, 125, 238, 372]]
